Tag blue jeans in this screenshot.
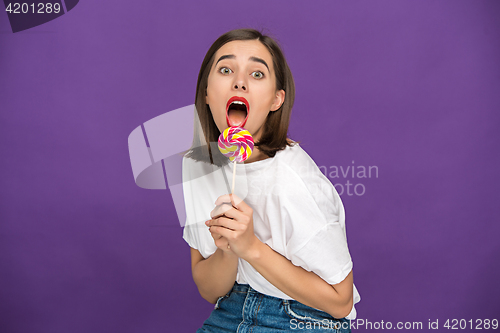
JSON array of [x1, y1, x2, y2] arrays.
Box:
[[197, 282, 351, 332]]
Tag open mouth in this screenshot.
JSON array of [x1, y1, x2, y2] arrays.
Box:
[[226, 96, 249, 128]]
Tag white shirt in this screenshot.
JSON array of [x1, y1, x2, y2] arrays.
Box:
[[182, 143, 360, 319]]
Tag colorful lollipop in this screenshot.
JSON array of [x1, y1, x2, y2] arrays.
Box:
[[218, 126, 254, 193], [218, 126, 254, 163]]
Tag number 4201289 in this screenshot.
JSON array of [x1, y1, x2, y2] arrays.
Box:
[[5, 3, 62, 14], [444, 319, 498, 330]]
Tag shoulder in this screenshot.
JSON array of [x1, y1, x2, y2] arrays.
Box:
[[274, 143, 344, 224], [276, 142, 328, 187]]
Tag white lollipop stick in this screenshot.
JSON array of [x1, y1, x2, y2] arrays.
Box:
[[231, 160, 236, 194]]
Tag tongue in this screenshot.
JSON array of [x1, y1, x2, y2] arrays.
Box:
[[227, 108, 247, 127]]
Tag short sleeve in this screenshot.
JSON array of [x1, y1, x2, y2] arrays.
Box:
[[288, 222, 353, 285], [182, 221, 217, 259], [280, 159, 352, 285], [181, 156, 219, 259], [182, 221, 200, 250]]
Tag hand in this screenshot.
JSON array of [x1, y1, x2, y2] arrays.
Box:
[[205, 194, 236, 254], [205, 193, 259, 259], [206, 221, 232, 254]]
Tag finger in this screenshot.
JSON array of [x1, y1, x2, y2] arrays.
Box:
[[215, 193, 249, 213], [219, 206, 245, 222], [214, 194, 233, 207], [207, 224, 231, 236], [209, 231, 219, 241], [208, 227, 223, 240], [214, 236, 230, 250], [209, 231, 223, 240], [209, 225, 231, 239], [210, 230, 225, 241], [212, 205, 243, 221], [207, 216, 237, 231], [229, 193, 251, 214], [210, 203, 234, 219]]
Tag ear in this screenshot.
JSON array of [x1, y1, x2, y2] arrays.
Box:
[[270, 89, 285, 111], [205, 88, 209, 105]]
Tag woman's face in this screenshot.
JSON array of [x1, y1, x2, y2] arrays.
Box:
[[206, 40, 285, 142]]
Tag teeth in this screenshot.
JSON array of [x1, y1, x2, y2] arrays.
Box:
[[231, 101, 245, 105]]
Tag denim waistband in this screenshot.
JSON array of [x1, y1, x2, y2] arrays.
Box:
[[230, 282, 287, 302], [231, 282, 255, 293]]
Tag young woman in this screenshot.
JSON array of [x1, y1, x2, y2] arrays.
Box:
[[182, 28, 360, 332]]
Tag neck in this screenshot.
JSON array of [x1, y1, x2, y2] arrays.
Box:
[[244, 146, 269, 164]]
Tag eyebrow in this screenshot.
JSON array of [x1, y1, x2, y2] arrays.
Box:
[[215, 54, 270, 72]]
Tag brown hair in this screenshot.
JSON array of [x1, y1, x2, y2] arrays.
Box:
[[185, 28, 297, 166]]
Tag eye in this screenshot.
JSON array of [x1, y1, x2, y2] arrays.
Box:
[[219, 67, 232, 75], [251, 71, 264, 79]]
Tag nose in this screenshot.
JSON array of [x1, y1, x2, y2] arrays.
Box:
[[232, 73, 247, 91]]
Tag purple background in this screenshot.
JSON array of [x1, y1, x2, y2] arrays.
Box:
[[1, 0, 499, 332]]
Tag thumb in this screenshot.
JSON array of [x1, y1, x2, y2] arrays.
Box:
[[230, 193, 242, 209]]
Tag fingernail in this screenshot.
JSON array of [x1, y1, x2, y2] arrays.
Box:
[[205, 220, 209, 225]]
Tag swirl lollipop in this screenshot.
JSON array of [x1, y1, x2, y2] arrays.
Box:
[[218, 126, 254, 193], [218, 126, 254, 162]]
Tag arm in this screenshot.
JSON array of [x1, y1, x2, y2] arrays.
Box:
[[206, 194, 354, 319], [244, 239, 353, 319], [190, 246, 239, 304]]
